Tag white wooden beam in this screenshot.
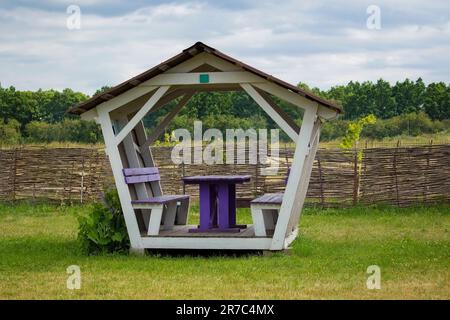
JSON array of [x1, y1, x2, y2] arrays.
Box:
[[257, 89, 300, 134], [253, 82, 339, 120], [97, 86, 158, 115], [141, 235, 272, 250], [111, 88, 187, 120], [141, 91, 194, 151], [165, 52, 242, 73], [140, 72, 265, 87], [97, 111, 143, 251], [270, 105, 318, 250], [114, 86, 170, 146], [202, 54, 242, 72], [241, 83, 298, 141], [165, 52, 210, 73]]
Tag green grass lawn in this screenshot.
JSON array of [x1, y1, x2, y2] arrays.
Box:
[[0, 202, 449, 299]]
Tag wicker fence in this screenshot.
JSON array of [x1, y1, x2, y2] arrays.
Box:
[[0, 144, 449, 207]]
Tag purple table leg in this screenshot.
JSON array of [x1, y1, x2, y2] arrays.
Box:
[[209, 184, 218, 228], [189, 180, 244, 233], [227, 184, 247, 229], [228, 184, 236, 226], [218, 183, 230, 229], [217, 183, 240, 232], [199, 183, 214, 230]]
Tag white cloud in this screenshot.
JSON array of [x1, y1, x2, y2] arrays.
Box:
[[0, 0, 449, 94]]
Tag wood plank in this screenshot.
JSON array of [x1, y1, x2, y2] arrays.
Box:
[[140, 236, 273, 250], [115, 86, 170, 146], [241, 83, 298, 141], [141, 71, 266, 86], [251, 193, 283, 204], [123, 167, 159, 176], [182, 175, 251, 184], [141, 91, 194, 150], [141, 224, 271, 238]]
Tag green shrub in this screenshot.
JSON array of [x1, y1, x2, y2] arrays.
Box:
[[0, 118, 21, 145], [77, 189, 129, 254]]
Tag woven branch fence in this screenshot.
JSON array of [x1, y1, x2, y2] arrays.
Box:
[[0, 144, 449, 207]]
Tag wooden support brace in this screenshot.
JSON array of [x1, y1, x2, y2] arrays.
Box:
[[256, 88, 300, 134], [241, 83, 299, 141], [115, 86, 170, 146], [140, 91, 194, 151]]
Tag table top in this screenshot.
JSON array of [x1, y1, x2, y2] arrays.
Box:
[[182, 175, 251, 184]]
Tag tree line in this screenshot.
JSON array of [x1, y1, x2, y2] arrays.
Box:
[[0, 78, 448, 145]]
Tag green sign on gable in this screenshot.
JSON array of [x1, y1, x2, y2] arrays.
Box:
[[199, 74, 210, 83]]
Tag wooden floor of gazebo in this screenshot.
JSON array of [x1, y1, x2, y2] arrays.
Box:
[[142, 224, 273, 238]]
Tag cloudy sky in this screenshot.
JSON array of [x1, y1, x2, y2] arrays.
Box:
[[0, 0, 449, 95]]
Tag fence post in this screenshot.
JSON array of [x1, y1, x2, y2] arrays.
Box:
[[11, 148, 18, 201], [352, 150, 359, 206], [424, 139, 432, 202], [80, 153, 85, 204], [393, 142, 400, 206]]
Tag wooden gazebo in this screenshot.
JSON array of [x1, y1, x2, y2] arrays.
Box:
[[69, 42, 341, 253]]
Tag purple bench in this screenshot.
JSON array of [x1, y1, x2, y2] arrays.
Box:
[[123, 167, 190, 236]]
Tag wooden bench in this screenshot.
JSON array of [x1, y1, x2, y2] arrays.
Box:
[[251, 168, 290, 236], [250, 193, 283, 236], [123, 167, 190, 236]]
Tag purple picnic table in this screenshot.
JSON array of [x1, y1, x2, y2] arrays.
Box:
[[182, 175, 251, 233]]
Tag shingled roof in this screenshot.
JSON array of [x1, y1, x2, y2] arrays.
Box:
[[68, 42, 342, 115]]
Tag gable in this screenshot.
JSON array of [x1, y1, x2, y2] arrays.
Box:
[[68, 42, 342, 116]]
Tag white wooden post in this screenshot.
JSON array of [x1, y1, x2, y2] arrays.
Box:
[[286, 119, 322, 234], [97, 111, 144, 253], [270, 105, 318, 250]]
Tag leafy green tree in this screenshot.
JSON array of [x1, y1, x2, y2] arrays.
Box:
[[424, 82, 450, 120], [340, 114, 377, 149], [39, 89, 88, 123], [393, 78, 426, 115], [372, 79, 396, 118]]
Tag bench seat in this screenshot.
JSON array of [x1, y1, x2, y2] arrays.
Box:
[[251, 193, 283, 205], [131, 195, 189, 205], [251, 193, 284, 237], [124, 167, 190, 236]]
